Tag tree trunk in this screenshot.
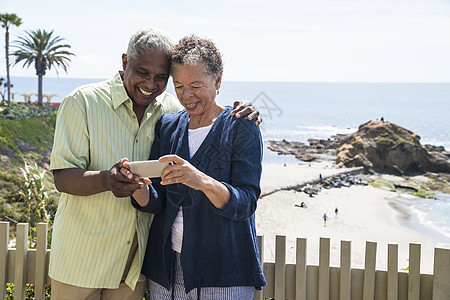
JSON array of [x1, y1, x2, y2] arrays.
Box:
[[5, 29, 11, 106], [38, 74, 43, 107], [35, 59, 46, 107]]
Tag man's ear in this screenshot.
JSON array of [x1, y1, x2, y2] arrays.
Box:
[[122, 54, 128, 71], [215, 72, 223, 90]]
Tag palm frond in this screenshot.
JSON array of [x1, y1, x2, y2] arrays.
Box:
[[0, 13, 23, 29], [11, 29, 75, 74]]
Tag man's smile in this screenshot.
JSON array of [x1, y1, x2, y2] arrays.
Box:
[[139, 87, 153, 96]]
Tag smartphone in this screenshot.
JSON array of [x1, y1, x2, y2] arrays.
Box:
[[129, 160, 172, 178]]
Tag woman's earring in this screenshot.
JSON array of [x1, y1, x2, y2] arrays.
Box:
[[216, 90, 220, 95]]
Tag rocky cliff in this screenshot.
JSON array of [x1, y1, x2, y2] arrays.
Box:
[[335, 120, 450, 175]]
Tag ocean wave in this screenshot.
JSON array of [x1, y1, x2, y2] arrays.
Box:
[[409, 205, 450, 240], [393, 193, 450, 242]]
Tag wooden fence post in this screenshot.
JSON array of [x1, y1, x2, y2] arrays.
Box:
[[387, 244, 398, 300], [296, 238, 307, 300], [408, 243, 421, 300], [254, 235, 264, 300], [363, 241, 376, 300], [318, 237, 330, 300], [340, 240, 351, 300], [15, 223, 29, 300], [0, 222, 9, 298], [432, 244, 450, 300], [35, 223, 48, 300], [275, 235, 286, 300]]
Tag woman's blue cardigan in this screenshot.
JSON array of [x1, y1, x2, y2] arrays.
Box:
[[132, 106, 266, 293]]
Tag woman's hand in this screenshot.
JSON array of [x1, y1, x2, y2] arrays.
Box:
[[158, 155, 205, 190], [159, 155, 231, 209]]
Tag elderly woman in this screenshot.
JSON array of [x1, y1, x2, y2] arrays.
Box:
[[124, 35, 266, 299]]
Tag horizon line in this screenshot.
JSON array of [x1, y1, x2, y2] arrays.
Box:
[[6, 75, 450, 84]]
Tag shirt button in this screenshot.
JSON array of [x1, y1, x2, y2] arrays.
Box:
[[135, 139, 138, 143], [127, 241, 131, 245]]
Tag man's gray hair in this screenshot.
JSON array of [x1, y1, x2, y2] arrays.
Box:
[[126, 28, 175, 61]]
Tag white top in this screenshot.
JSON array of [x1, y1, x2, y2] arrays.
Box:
[[171, 123, 213, 252]]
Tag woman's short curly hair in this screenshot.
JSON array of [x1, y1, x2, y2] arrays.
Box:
[[171, 35, 223, 79]]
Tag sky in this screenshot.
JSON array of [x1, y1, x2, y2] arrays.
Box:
[[1, 0, 450, 82]]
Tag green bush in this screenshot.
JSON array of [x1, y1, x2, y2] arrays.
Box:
[[6, 283, 51, 300], [1, 103, 57, 119], [2, 103, 29, 118], [19, 162, 53, 247], [0, 114, 56, 154], [4, 284, 149, 299]]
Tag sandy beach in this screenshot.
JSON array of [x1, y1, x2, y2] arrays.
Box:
[[256, 161, 437, 274]]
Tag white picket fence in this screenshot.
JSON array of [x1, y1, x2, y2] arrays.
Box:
[[1, 222, 449, 300]]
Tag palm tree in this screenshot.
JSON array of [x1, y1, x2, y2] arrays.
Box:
[[0, 13, 22, 107], [12, 29, 74, 106]]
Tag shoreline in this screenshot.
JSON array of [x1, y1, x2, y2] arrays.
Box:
[[388, 197, 450, 245], [256, 162, 441, 274]]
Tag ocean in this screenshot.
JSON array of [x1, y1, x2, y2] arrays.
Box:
[[8, 76, 450, 243]]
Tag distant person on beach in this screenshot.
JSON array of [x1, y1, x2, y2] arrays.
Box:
[[335, 207, 339, 217], [295, 201, 307, 208], [122, 35, 266, 299], [323, 213, 328, 226], [49, 28, 261, 299]]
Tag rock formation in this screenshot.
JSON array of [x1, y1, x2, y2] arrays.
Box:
[[267, 138, 339, 162], [335, 120, 450, 175]]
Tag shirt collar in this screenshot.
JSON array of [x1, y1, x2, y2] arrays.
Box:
[[111, 71, 131, 110], [110, 71, 163, 113]]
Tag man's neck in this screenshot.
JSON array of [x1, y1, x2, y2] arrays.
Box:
[[133, 105, 147, 124]]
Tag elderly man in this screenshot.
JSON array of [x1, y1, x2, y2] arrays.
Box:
[[49, 28, 260, 299]]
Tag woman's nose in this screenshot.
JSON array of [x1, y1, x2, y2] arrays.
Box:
[[181, 87, 194, 98]]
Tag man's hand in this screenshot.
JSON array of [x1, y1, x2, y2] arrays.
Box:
[[107, 158, 143, 197], [230, 100, 262, 126], [119, 158, 152, 206], [53, 162, 141, 197]]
